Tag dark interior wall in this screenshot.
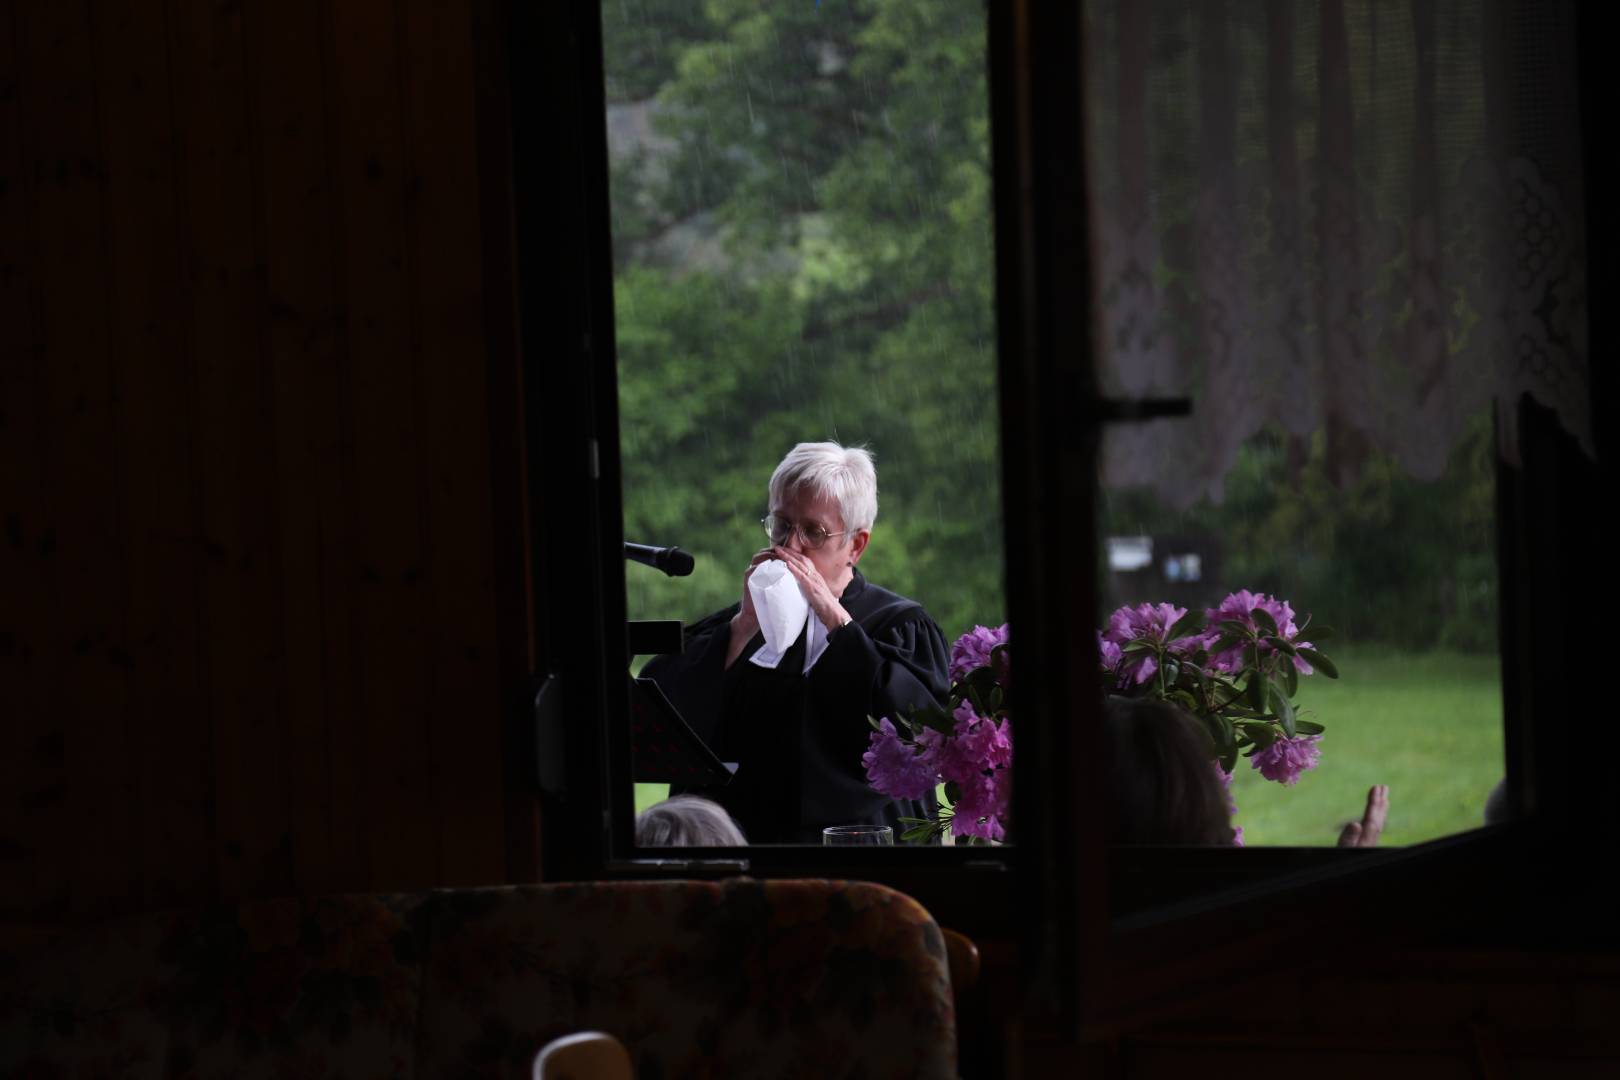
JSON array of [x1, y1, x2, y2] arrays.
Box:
[[0, 0, 531, 919]]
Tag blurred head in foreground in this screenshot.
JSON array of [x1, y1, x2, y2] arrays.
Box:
[[1103, 697, 1236, 846], [1483, 777, 1511, 825]]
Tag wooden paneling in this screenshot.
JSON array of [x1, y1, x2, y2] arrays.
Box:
[[0, 0, 64, 918], [94, 0, 213, 910], [0, 0, 523, 919], [172, 0, 291, 901], [254, 0, 345, 899], [399, 0, 507, 887], [23, 0, 134, 918], [329, 0, 437, 893]]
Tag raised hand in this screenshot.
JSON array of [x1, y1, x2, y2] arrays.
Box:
[[773, 545, 852, 633], [725, 549, 776, 669], [1337, 784, 1390, 847]]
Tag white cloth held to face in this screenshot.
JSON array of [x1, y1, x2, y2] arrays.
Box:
[[747, 560, 832, 673]]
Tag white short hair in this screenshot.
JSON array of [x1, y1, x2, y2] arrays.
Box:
[[768, 441, 878, 532], [636, 796, 748, 846]]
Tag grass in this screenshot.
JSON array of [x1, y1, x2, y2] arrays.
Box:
[[636, 783, 671, 818], [1229, 647, 1503, 846], [634, 647, 1506, 847]]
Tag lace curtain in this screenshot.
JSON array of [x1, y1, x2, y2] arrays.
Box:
[[1085, 0, 1590, 505]]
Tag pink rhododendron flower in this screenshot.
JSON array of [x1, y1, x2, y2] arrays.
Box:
[[1213, 762, 1244, 846], [861, 718, 937, 800], [1213, 762, 1238, 815], [917, 724, 974, 787], [1100, 602, 1196, 685], [915, 705, 1011, 791], [1097, 631, 1123, 673], [951, 769, 1009, 842], [1202, 590, 1315, 675], [950, 623, 1010, 682], [1250, 734, 1323, 786], [951, 701, 1013, 769], [867, 623, 1017, 842]]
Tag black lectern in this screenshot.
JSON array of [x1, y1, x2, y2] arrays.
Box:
[[626, 619, 734, 786]]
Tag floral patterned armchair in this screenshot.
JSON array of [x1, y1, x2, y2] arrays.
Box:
[[0, 879, 958, 1079]]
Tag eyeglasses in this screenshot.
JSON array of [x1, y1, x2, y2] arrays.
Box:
[[762, 513, 851, 550]]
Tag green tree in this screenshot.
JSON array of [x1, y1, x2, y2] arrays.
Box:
[[605, 0, 1003, 640], [605, 0, 1496, 654]]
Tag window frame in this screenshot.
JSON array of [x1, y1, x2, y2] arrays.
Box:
[[507, 0, 1608, 1037]]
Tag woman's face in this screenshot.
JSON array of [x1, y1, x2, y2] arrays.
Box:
[[771, 486, 869, 590]]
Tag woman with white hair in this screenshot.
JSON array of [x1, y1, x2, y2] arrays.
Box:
[[635, 795, 748, 846], [642, 441, 949, 843]]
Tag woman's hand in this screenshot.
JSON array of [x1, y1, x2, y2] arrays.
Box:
[[773, 545, 852, 633], [725, 549, 775, 669], [1337, 784, 1390, 847]]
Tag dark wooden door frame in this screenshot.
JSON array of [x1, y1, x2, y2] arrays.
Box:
[[501, 0, 1614, 1055]]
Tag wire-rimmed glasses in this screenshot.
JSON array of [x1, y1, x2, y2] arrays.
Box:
[[762, 513, 850, 550]]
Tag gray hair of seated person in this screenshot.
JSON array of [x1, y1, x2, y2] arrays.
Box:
[[768, 441, 878, 533], [1103, 697, 1236, 846], [635, 795, 748, 847]]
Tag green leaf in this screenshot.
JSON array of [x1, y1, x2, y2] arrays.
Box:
[[1219, 619, 1253, 637], [1302, 625, 1335, 643], [1269, 685, 1296, 738], [961, 665, 1002, 698], [1296, 648, 1339, 678], [912, 704, 955, 734], [1160, 657, 1180, 686], [1247, 671, 1267, 712], [1251, 607, 1279, 635], [1245, 725, 1279, 751], [1264, 634, 1298, 656], [1294, 719, 1325, 735], [1121, 639, 1158, 655], [900, 822, 939, 843], [1280, 658, 1299, 697], [1166, 609, 1204, 641]]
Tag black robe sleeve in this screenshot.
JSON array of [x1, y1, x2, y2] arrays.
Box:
[[793, 606, 951, 838], [809, 614, 950, 750]]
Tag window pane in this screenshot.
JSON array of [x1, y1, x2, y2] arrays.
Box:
[[602, 1, 1005, 846], [1081, 0, 1533, 851], [1098, 415, 1503, 846]]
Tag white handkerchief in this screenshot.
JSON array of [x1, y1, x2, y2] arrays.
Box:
[[747, 561, 836, 674], [748, 560, 808, 670], [801, 608, 831, 673]]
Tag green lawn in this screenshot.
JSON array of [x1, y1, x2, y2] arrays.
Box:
[[1229, 647, 1503, 846], [634, 648, 1505, 847], [635, 783, 670, 818]]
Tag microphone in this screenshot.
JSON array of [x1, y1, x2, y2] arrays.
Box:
[[624, 542, 695, 577]]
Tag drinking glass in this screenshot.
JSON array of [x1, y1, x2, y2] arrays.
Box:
[[822, 825, 894, 846]]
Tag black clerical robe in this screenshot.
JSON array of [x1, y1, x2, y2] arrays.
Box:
[[642, 570, 949, 844]]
